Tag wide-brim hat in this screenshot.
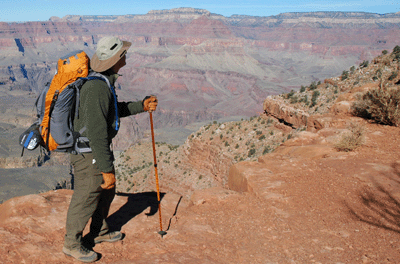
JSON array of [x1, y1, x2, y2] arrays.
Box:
[[91, 36, 132, 72]]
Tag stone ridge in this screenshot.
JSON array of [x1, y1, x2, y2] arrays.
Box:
[[49, 9, 400, 28], [147, 7, 211, 15]]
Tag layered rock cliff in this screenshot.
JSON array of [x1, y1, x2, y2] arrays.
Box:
[[1, 8, 400, 156]]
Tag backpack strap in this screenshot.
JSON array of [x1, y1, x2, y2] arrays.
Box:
[[46, 90, 60, 150], [81, 74, 119, 131]]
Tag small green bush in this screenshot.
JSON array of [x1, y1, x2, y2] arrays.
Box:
[[262, 146, 272, 155], [388, 71, 398, 81], [310, 90, 320, 107], [309, 81, 317, 90], [286, 90, 295, 99], [248, 148, 256, 157], [341, 70, 349, 81], [359, 60, 369, 68]]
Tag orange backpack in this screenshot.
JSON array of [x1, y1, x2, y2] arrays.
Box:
[[39, 50, 89, 151], [19, 50, 113, 155]]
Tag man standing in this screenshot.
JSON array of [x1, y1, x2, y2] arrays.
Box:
[[62, 36, 158, 262]]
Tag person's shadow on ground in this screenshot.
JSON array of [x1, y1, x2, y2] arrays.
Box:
[[83, 192, 165, 252], [107, 191, 166, 231]]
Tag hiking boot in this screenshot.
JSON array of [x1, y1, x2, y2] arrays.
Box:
[[62, 245, 98, 263], [94, 231, 123, 244]]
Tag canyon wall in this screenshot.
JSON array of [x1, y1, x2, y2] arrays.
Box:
[[1, 8, 399, 150]]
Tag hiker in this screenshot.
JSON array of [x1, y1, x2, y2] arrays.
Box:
[[62, 36, 158, 262]]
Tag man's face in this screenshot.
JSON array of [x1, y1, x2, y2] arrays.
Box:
[[112, 54, 126, 73]]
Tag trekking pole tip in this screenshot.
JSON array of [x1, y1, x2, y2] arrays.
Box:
[[158, 230, 167, 237]]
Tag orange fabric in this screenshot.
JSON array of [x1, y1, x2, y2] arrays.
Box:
[[40, 51, 89, 151]]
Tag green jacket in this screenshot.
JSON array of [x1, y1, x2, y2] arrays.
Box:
[[74, 70, 145, 172]]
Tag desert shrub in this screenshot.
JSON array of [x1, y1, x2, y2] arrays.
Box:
[[334, 123, 365, 152], [341, 70, 349, 81], [262, 146, 272, 154], [393, 45, 400, 54], [290, 96, 298, 104], [388, 71, 398, 81], [352, 87, 400, 126], [350, 66, 355, 73], [309, 81, 317, 90], [300, 85, 306, 93], [359, 60, 369, 68], [310, 90, 320, 107], [286, 90, 295, 99], [382, 50, 388, 55], [258, 135, 266, 140], [248, 148, 256, 157]]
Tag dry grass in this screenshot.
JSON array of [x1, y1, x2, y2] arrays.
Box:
[[335, 123, 365, 152]]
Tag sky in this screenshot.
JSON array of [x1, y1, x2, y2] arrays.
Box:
[[0, 0, 399, 22]]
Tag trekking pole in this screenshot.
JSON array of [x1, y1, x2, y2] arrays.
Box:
[[149, 111, 167, 237]]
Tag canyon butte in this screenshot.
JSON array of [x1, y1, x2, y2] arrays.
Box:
[[1, 7, 400, 263]]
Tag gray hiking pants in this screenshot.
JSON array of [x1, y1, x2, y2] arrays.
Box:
[[64, 152, 115, 249]]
